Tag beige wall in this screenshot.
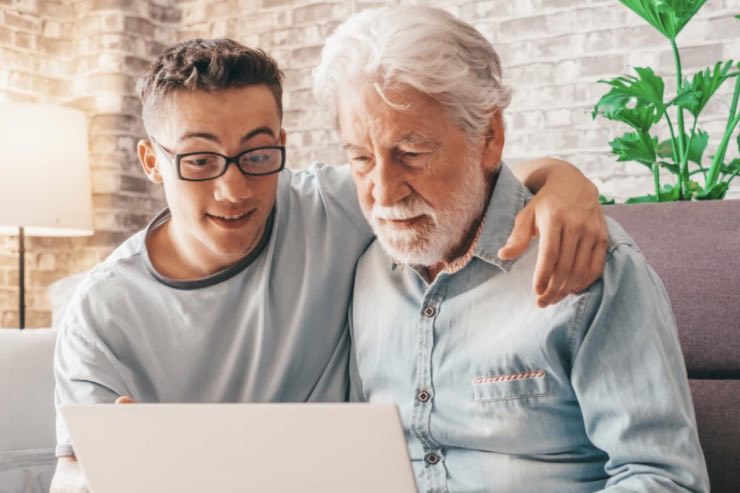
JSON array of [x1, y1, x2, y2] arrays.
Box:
[[1, 0, 738, 326]]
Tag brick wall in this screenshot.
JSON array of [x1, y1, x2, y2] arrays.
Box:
[[0, 0, 178, 327], [1, 0, 738, 327]]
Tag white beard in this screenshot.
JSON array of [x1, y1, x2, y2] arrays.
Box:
[[367, 161, 490, 267]]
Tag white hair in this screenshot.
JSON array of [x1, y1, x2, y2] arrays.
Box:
[[313, 5, 512, 138]]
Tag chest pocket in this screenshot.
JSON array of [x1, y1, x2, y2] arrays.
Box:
[[472, 369, 548, 402]]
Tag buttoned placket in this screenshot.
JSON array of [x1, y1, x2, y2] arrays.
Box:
[[410, 270, 450, 493]]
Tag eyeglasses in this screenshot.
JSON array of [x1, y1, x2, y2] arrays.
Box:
[[149, 137, 286, 181]]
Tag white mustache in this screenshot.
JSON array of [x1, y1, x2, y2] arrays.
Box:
[[371, 197, 436, 222]]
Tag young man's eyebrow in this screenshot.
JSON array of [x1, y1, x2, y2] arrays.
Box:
[[178, 131, 220, 143], [241, 127, 276, 142], [177, 127, 277, 144]]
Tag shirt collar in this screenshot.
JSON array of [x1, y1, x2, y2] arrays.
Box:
[[474, 162, 533, 272]]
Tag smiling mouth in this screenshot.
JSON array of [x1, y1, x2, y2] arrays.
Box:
[[207, 210, 255, 229]]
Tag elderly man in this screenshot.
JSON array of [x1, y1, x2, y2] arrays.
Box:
[[51, 38, 607, 492], [314, 6, 710, 493]]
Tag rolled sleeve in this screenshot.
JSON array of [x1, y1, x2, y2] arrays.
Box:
[[571, 244, 709, 492]]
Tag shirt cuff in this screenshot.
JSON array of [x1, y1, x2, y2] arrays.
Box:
[[55, 444, 75, 458]]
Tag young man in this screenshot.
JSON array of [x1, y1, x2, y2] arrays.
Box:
[[315, 6, 709, 492], [51, 38, 607, 491]]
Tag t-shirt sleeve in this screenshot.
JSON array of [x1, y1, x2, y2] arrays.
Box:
[[54, 289, 130, 458], [311, 163, 373, 240]]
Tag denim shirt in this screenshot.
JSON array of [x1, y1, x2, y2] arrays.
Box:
[[349, 164, 708, 493]]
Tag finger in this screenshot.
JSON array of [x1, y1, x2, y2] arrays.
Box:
[[579, 231, 609, 292], [560, 233, 596, 296], [533, 221, 562, 297], [499, 205, 535, 260], [538, 230, 580, 306], [115, 396, 136, 405]]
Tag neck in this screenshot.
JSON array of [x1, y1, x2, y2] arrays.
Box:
[[147, 217, 262, 280], [425, 213, 484, 281], [424, 171, 498, 282]]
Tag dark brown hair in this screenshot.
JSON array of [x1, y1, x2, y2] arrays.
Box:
[[136, 38, 284, 133]]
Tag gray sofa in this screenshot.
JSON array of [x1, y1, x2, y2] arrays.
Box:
[[1, 199, 738, 492], [0, 329, 56, 493]]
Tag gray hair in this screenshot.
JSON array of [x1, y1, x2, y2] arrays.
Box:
[[313, 5, 512, 138]]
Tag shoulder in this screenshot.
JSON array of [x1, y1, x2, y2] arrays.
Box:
[[575, 216, 673, 335], [62, 230, 149, 329], [278, 162, 352, 197], [276, 162, 369, 237]]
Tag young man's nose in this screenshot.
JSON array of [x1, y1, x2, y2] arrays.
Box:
[[213, 162, 255, 202]]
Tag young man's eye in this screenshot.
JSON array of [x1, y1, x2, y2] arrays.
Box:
[[182, 155, 220, 167]]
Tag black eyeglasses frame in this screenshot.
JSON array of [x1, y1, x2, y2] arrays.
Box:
[[149, 137, 286, 182]]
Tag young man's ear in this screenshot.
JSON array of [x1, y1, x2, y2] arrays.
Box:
[[138, 139, 163, 184], [279, 128, 287, 146], [481, 109, 505, 174]]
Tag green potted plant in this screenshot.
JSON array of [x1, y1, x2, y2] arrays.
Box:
[[593, 0, 739, 203]]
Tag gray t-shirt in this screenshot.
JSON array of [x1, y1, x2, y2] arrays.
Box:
[[54, 163, 372, 457]]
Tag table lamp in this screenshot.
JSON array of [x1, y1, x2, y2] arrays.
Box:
[[0, 103, 94, 329]]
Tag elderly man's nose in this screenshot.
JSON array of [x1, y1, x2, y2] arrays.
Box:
[[371, 160, 407, 206]]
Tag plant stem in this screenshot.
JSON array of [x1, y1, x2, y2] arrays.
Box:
[[707, 75, 740, 187], [663, 111, 680, 170], [681, 117, 699, 193], [652, 162, 661, 202], [671, 39, 689, 199], [726, 167, 740, 185]]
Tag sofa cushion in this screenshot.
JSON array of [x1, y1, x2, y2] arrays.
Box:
[[0, 329, 57, 493], [689, 379, 740, 493], [606, 200, 740, 378]]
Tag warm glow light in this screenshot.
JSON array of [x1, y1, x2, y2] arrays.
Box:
[[0, 103, 94, 236]]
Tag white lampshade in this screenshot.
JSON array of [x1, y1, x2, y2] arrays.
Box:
[[0, 103, 93, 236]]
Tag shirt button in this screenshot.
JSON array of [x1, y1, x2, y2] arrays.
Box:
[[424, 452, 440, 465], [417, 390, 431, 403], [423, 306, 436, 317]]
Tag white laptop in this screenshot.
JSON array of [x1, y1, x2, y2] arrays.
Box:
[[62, 403, 417, 493]]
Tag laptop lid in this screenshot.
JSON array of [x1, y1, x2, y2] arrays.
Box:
[[61, 403, 417, 493]]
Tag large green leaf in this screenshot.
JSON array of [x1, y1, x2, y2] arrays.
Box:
[[610, 131, 658, 167], [619, 0, 708, 40], [599, 194, 616, 205], [656, 160, 680, 175], [720, 158, 740, 175], [625, 194, 658, 204], [625, 184, 683, 203], [593, 91, 662, 131], [677, 60, 738, 118], [656, 130, 709, 165], [599, 67, 666, 111], [696, 181, 729, 200]]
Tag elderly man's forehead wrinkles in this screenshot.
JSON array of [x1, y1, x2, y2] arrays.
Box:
[[398, 133, 440, 148]]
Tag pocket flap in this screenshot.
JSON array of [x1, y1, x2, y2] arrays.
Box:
[[472, 370, 548, 402]]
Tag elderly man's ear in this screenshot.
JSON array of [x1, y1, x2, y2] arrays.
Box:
[[481, 110, 505, 174], [138, 139, 163, 184]]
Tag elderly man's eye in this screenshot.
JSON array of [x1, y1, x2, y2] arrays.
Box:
[[350, 156, 373, 172], [401, 151, 430, 167]]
